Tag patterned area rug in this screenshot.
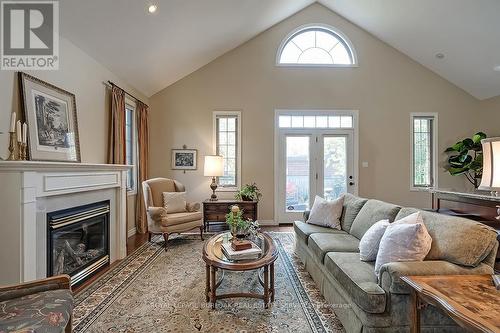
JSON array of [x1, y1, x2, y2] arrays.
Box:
[[73, 232, 344, 332]]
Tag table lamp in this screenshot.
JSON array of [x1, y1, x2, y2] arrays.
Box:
[[204, 155, 224, 201], [478, 137, 500, 195]]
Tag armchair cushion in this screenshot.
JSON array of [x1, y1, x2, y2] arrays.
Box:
[[0, 289, 73, 333], [160, 211, 202, 227], [162, 192, 187, 213], [186, 202, 201, 212], [379, 260, 494, 295]]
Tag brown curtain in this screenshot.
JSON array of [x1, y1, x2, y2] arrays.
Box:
[[135, 101, 149, 234], [108, 86, 126, 164]]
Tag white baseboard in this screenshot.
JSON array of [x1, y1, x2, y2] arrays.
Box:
[[257, 219, 278, 226], [127, 227, 137, 238]]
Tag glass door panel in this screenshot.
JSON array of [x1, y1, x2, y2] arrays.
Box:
[[323, 136, 347, 200], [285, 136, 310, 212]]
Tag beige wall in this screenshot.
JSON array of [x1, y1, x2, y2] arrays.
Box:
[[479, 95, 500, 137], [149, 4, 485, 222], [0, 37, 148, 233]]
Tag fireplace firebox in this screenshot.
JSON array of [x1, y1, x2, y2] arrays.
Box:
[[47, 201, 110, 286]]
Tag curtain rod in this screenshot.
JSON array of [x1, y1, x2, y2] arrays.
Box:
[[104, 80, 149, 107]]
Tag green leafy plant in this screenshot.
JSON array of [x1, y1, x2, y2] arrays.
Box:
[[444, 132, 487, 188], [235, 182, 262, 202], [225, 206, 260, 238]]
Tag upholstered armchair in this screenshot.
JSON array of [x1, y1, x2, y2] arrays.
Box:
[[142, 178, 203, 250], [0, 275, 73, 333]]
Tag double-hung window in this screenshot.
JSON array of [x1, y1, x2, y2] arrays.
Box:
[[214, 111, 241, 190], [411, 113, 437, 190], [125, 99, 138, 194]]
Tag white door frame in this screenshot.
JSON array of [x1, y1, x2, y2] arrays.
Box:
[[273, 109, 359, 224]]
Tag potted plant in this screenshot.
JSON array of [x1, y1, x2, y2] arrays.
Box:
[[235, 182, 262, 202], [444, 132, 487, 188], [226, 205, 260, 239]]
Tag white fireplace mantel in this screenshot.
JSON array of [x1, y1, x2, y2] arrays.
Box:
[[0, 161, 131, 284]]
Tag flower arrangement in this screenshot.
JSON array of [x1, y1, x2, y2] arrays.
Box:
[[225, 205, 260, 238]]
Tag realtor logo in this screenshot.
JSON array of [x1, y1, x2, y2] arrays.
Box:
[[1, 0, 59, 70]]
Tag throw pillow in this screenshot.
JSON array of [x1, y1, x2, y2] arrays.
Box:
[[359, 219, 390, 261], [306, 195, 344, 229], [392, 211, 423, 225], [162, 192, 187, 213], [374, 214, 432, 276]]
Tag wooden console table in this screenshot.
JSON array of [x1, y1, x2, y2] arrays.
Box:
[[431, 189, 500, 271], [401, 275, 500, 333], [202, 200, 258, 231]]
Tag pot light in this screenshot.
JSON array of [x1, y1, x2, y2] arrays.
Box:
[[148, 4, 158, 14], [494, 65, 500, 72], [435, 53, 445, 59]]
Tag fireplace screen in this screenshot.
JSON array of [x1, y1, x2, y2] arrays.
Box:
[[47, 201, 110, 286]]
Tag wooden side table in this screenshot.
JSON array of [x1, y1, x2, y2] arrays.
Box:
[[202, 200, 258, 231], [401, 275, 500, 333]]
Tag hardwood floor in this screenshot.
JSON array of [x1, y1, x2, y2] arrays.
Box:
[[73, 224, 293, 293]]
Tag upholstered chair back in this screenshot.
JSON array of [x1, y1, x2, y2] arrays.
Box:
[[142, 178, 186, 208]]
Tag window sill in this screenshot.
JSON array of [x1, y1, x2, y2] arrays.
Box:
[[410, 186, 433, 192], [217, 187, 239, 193]]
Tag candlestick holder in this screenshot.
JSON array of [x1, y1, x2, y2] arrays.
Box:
[[7, 132, 16, 160], [19, 143, 27, 161]]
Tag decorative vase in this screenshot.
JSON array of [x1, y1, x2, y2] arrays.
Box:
[[241, 195, 253, 201]]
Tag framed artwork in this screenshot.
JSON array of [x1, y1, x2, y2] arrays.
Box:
[[18, 72, 81, 162], [171, 149, 197, 170]]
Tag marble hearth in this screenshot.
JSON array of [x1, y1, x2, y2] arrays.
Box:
[[0, 161, 130, 285]]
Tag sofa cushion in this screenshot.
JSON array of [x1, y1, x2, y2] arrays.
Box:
[[0, 289, 73, 333], [374, 217, 432, 276], [307, 195, 343, 229], [324, 252, 386, 314], [396, 208, 498, 267], [349, 199, 401, 240], [340, 193, 368, 232], [293, 220, 346, 244], [308, 233, 359, 263], [359, 219, 390, 261]]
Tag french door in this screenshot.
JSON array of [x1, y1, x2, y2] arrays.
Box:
[[276, 129, 357, 223]]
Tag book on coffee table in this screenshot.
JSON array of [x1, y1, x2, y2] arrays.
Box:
[[221, 241, 262, 260]]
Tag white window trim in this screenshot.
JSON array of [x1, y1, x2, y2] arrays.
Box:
[[213, 110, 242, 192], [125, 97, 138, 195], [275, 23, 359, 68], [410, 112, 438, 192]]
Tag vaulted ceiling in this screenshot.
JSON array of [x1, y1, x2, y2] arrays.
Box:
[[61, 0, 500, 99]]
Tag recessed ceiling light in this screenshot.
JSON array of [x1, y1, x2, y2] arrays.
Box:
[[494, 65, 500, 72], [435, 53, 445, 59], [148, 4, 158, 14]]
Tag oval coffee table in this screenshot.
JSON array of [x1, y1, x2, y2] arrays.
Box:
[[202, 232, 278, 309]]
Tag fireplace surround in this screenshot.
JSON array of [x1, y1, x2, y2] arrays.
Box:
[[0, 161, 130, 285], [48, 201, 110, 286]]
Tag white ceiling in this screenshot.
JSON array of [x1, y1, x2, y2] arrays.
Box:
[[60, 0, 314, 97], [61, 0, 500, 100]]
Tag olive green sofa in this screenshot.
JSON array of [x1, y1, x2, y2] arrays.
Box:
[[294, 193, 498, 333]]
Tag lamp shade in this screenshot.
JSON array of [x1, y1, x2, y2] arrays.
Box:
[[204, 155, 224, 177], [478, 137, 500, 191]]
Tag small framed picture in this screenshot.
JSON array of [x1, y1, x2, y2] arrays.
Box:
[[171, 149, 197, 170], [18, 72, 81, 162]]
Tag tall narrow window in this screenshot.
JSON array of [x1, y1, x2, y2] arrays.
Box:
[[214, 112, 241, 189], [411, 114, 437, 189], [125, 100, 138, 193]]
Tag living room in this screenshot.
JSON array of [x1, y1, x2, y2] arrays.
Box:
[[1, 1, 499, 332]]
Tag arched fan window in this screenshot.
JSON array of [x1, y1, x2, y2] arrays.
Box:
[[277, 24, 357, 66]]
